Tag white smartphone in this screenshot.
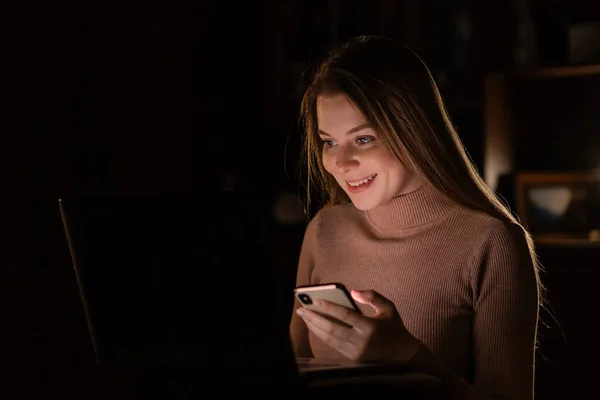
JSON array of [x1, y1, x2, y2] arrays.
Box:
[[294, 282, 361, 314]]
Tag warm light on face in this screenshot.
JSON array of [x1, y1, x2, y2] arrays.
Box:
[[316, 94, 421, 210]]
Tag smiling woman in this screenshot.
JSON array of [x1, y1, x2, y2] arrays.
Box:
[[316, 94, 421, 210], [290, 35, 544, 400]]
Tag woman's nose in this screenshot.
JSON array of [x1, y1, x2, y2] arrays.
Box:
[[335, 148, 359, 173]]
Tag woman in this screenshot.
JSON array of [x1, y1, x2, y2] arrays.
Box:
[[290, 35, 542, 400]]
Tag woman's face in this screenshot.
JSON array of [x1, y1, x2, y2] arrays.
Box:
[[316, 94, 421, 210]]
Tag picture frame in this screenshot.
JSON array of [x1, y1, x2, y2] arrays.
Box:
[[515, 171, 600, 245]]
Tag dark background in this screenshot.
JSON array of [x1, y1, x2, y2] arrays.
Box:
[[6, 0, 600, 397]]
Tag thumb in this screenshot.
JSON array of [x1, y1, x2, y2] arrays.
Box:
[[351, 289, 395, 317]]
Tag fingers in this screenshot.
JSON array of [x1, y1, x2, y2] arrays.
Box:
[[297, 307, 353, 338], [297, 308, 357, 359], [351, 289, 396, 317], [303, 319, 354, 359], [311, 299, 368, 331]]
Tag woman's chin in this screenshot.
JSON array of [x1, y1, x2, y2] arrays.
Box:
[[349, 195, 382, 211]]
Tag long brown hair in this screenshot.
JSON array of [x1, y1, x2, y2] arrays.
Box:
[[299, 35, 546, 331]]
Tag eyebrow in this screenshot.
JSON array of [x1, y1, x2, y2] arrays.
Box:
[[318, 123, 371, 137]]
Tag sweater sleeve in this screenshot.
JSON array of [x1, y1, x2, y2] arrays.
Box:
[[470, 221, 539, 399], [408, 221, 539, 400], [289, 212, 321, 358]]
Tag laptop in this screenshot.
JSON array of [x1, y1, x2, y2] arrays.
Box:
[[58, 193, 301, 392]]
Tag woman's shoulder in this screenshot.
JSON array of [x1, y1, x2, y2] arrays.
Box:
[[318, 202, 358, 220], [304, 203, 361, 236], [452, 207, 529, 251]]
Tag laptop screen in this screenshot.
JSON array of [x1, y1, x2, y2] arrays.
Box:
[[59, 193, 298, 381]]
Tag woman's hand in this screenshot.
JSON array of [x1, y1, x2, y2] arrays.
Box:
[[296, 289, 421, 362]]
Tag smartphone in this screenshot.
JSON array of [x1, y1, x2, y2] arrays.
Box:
[[294, 283, 361, 314]]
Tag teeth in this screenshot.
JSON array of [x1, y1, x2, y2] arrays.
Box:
[[348, 174, 376, 187]]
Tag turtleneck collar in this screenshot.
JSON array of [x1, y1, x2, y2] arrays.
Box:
[[365, 185, 456, 231]]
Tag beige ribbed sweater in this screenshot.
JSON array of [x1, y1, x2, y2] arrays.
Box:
[[290, 186, 539, 400]]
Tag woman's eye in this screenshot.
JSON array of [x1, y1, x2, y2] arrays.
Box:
[[356, 137, 374, 145], [322, 140, 336, 148]]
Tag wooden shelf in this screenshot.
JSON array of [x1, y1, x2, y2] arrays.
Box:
[[513, 64, 600, 79], [534, 236, 600, 248]]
